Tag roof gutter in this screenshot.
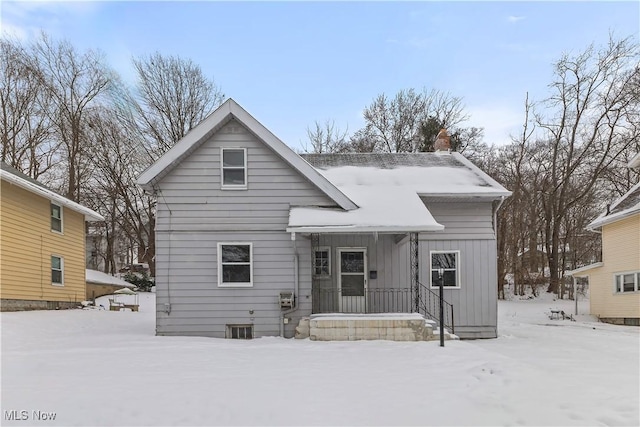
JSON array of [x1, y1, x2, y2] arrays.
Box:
[[1, 170, 104, 221]]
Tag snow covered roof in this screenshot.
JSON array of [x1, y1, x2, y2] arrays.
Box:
[[137, 99, 357, 211], [287, 152, 510, 233], [86, 269, 135, 288], [302, 153, 511, 197], [588, 181, 640, 229], [1, 162, 103, 222]]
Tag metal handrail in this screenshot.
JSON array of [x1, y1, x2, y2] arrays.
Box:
[[416, 280, 455, 333]]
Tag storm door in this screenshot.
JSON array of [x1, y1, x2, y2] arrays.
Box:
[[337, 248, 367, 313]]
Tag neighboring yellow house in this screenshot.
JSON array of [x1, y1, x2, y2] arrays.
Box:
[[568, 154, 640, 326], [1, 162, 103, 311]]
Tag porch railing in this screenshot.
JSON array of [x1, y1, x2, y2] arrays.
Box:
[[312, 287, 413, 314], [417, 281, 455, 334], [311, 285, 454, 334]]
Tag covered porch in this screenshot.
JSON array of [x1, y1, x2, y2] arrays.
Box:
[[292, 230, 456, 335]]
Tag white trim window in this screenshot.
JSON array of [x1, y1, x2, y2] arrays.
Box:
[[313, 246, 331, 277], [51, 202, 63, 233], [51, 255, 64, 285], [614, 271, 640, 293], [430, 250, 460, 288], [221, 148, 247, 189], [218, 243, 253, 287]]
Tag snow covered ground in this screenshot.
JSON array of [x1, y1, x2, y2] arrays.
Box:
[[1, 293, 638, 426]]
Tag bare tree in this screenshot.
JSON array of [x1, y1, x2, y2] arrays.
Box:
[[533, 36, 640, 295], [25, 32, 112, 201], [132, 52, 224, 156], [0, 37, 55, 179], [357, 88, 476, 153], [304, 119, 349, 153]]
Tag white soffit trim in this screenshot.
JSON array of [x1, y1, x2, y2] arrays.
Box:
[[1, 170, 104, 221], [137, 99, 357, 211], [628, 152, 640, 169]]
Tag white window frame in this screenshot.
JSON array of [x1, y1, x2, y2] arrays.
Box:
[[429, 250, 461, 289], [613, 271, 640, 294], [217, 242, 253, 287], [220, 147, 247, 189], [313, 246, 331, 278], [51, 255, 64, 286], [51, 202, 63, 233]]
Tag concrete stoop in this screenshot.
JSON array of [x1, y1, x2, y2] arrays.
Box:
[[306, 313, 454, 342]]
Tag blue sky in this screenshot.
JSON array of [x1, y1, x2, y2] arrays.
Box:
[[2, 1, 639, 151]]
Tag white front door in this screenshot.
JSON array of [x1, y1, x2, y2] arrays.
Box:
[[338, 248, 367, 313]]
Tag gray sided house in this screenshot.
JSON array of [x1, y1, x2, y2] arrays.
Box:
[[138, 99, 511, 340]]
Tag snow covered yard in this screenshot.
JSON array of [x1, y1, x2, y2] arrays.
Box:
[[1, 293, 638, 426]]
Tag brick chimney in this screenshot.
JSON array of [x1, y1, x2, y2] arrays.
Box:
[[434, 129, 450, 152]]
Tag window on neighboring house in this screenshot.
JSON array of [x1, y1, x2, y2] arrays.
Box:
[[615, 272, 640, 293], [221, 148, 247, 188], [430, 251, 460, 288], [227, 324, 253, 339], [51, 203, 62, 232], [313, 247, 331, 277], [218, 243, 253, 287], [51, 255, 64, 285]]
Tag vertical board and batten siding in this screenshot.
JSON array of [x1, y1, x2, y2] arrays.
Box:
[[419, 199, 498, 338], [0, 181, 86, 303], [588, 215, 640, 319], [313, 234, 409, 292], [154, 119, 334, 338]]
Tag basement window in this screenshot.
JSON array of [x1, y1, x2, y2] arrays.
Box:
[[227, 324, 253, 339]]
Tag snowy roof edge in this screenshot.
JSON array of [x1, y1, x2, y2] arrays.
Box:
[[565, 262, 604, 277], [451, 152, 512, 197], [0, 169, 103, 221], [588, 181, 640, 229], [136, 99, 358, 211]]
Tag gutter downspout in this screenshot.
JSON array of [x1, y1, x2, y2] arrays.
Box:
[[493, 196, 506, 237], [280, 233, 300, 337]]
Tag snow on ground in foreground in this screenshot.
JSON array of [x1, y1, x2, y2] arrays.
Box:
[[1, 293, 638, 426]]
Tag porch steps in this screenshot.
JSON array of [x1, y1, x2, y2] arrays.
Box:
[[301, 313, 457, 342]]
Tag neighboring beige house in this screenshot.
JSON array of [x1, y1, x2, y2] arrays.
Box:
[[567, 154, 640, 326], [0, 162, 103, 311]]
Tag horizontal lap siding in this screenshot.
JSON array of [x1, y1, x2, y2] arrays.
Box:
[[1, 182, 86, 303], [155, 120, 332, 337], [421, 200, 495, 240], [589, 215, 640, 319]]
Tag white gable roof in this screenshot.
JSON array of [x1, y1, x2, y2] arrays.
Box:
[[137, 99, 357, 211], [1, 163, 103, 221]]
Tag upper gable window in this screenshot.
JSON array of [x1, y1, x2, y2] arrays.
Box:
[[51, 203, 63, 233], [221, 148, 247, 189]]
